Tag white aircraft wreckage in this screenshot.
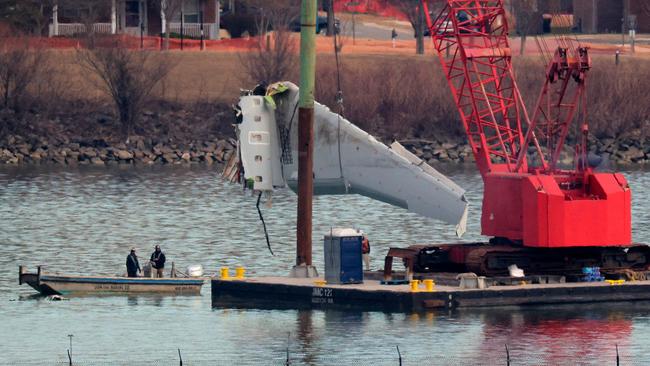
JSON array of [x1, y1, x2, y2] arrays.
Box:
[[227, 82, 469, 237]]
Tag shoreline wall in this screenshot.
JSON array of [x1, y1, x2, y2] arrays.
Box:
[[0, 134, 236, 166], [2, 132, 650, 167]]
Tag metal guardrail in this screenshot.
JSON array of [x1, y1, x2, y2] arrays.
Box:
[[168, 22, 218, 39], [49, 22, 219, 40], [53, 23, 113, 37]]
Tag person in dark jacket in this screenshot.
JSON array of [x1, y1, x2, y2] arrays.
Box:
[[126, 248, 141, 277], [150, 245, 166, 278]]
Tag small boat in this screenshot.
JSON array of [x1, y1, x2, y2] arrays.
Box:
[[19, 266, 205, 296]]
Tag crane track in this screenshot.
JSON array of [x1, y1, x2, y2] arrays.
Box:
[[466, 245, 650, 276], [412, 243, 650, 277]]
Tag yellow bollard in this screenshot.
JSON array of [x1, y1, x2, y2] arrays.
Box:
[[314, 280, 327, 287], [423, 279, 435, 292], [220, 267, 230, 280], [410, 280, 420, 292], [235, 267, 245, 279], [606, 279, 625, 285]]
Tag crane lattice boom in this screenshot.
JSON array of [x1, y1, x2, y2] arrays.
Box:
[[423, 0, 531, 176], [422, 0, 631, 248]]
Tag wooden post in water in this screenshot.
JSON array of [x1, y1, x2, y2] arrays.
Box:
[[19, 265, 25, 285], [293, 0, 318, 278], [285, 332, 291, 365], [68, 334, 73, 365], [396, 345, 402, 366]]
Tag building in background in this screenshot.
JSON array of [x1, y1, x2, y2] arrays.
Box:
[[573, 0, 650, 33], [50, 0, 221, 40], [503, 0, 574, 35]]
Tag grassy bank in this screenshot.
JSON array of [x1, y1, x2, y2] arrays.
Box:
[[2, 49, 649, 145]]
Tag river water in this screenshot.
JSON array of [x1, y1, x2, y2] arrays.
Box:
[[2, 165, 650, 365]]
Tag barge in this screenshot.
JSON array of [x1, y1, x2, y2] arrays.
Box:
[[211, 1, 650, 315], [211, 275, 650, 312], [19, 266, 205, 296]]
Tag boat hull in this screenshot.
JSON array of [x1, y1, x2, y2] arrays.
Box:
[[19, 266, 204, 296]]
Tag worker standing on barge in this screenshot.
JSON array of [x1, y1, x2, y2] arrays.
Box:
[[126, 248, 141, 277], [150, 245, 166, 278], [362, 235, 371, 271]]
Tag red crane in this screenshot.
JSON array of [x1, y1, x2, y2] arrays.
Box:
[[410, 0, 649, 275]]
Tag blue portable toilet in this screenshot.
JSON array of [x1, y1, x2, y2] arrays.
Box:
[[324, 228, 364, 284]]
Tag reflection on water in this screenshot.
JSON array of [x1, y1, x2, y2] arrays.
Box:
[[474, 304, 638, 365], [2, 165, 650, 364]]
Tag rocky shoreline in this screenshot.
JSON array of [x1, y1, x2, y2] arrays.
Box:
[[400, 132, 650, 167], [2, 132, 650, 167], [0, 134, 236, 166]]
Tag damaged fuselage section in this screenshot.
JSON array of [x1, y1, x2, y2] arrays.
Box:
[[232, 82, 469, 236]]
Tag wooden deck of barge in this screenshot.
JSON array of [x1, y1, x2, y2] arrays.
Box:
[[212, 276, 650, 312]]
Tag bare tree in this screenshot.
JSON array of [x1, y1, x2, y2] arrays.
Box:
[[0, 34, 47, 112], [238, 0, 300, 32], [154, 0, 184, 50], [388, 0, 442, 55], [240, 20, 297, 86], [240, 0, 299, 82], [221, 0, 300, 38], [324, 0, 335, 36], [76, 39, 176, 137], [640, 1, 650, 22], [58, 0, 111, 47], [238, 0, 299, 12], [513, 0, 542, 55], [0, 0, 58, 35], [388, 0, 423, 54]]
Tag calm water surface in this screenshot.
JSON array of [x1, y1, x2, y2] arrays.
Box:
[[2, 165, 650, 365]]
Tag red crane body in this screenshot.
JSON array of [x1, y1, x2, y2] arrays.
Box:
[[422, 0, 631, 248]]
